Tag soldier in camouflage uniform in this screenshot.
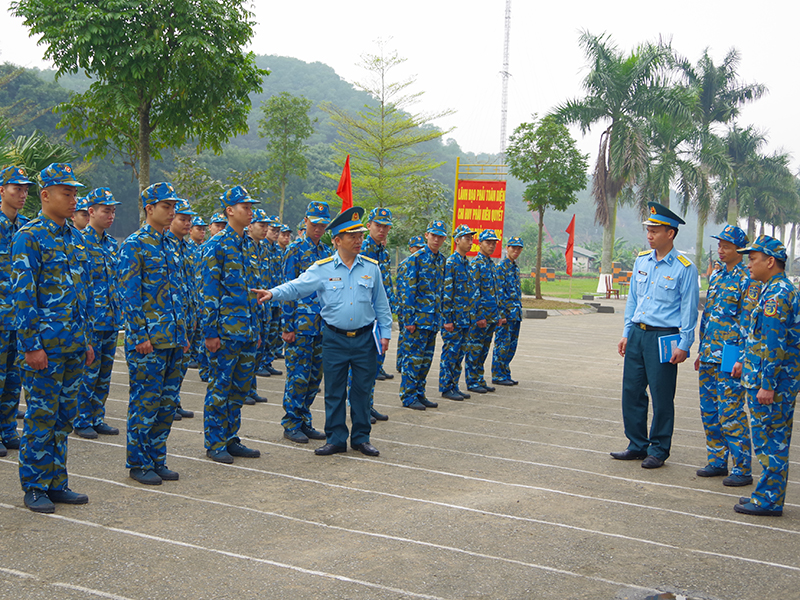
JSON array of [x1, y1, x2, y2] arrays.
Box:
[[0, 166, 32, 457], [73, 188, 122, 439], [492, 236, 524, 386], [363, 208, 396, 383], [166, 199, 199, 420], [258, 215, 284, 377], [280, 202, 332, 443], [208, 212, 227, 237], [14, 163, 94, 513], [397, 220, 447, 410], [202, 186, 262, 464], [694, 225, 757, 487], [244, 208, 270, 404], [733, 236, 800, 517], [465, 229, 505, 394], [439, 224, 477, 401], [186, 215, 207, 370], [119, 182, 186, 486], [278, 223, 292, 252], [395, 235, 425, 375], [70, 195, 89, 231]]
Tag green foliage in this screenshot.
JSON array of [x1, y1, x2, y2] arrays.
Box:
[[258, 92, 315, 221], [387, 176, 451, 253]]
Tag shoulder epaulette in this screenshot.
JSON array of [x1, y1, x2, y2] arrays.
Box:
[[638, 250, 651, 257], [677, 254, 692, 267], [361, 255, 378, 265], [315, 256, 334, 266]]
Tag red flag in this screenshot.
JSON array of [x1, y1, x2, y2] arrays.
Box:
[[565, 215, 576, 276], [336, 155, 353, 211]]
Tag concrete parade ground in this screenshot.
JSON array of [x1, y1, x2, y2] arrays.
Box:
[[1, 300, 798, 600]]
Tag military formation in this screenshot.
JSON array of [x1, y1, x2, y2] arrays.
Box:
[[2, 164, 798, 520]]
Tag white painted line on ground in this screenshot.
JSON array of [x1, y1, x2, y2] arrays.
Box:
[[0, 566, 136, 600]]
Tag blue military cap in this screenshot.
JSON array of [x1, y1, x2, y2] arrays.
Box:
[[506, 236, 524, 247], [210, 212, 227, 224], [643, 201, 685, 228], [85, 187, 120, 207], [306, 201, 332, 224], [453, 224, 477, 239], [266, 214, 282, 227], [368, 207, 392, 225], [191, 216, 207, 227], [175, 200, 197, 216], [327, 206, 367, 237], [0, 165, 35, 186], [737, 234, 787, 262], [220, 185, 259, 210], [296, 220, 306, 231], [40, 163, 84, 189], [141, 182, 178, 207], [251, 208, 269, 223], [74, 196, 89, 212], [711, 225, 748, 248], [408, 235, 424, 249], [427, 220, 447, 236], [478, 229, 500, 242], [280, 223, 292, 233]]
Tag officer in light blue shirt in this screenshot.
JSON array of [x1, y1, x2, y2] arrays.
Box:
[[255, 207, 391, 457], [612, 202, 699, 469]]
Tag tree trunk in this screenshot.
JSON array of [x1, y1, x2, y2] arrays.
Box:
[[137, 101, 152, 225], [790, 223, 797, 276], [600, 195, 617, 273], [695, 212, 706, 273], [279, 179, 286, 222], [747, 216, 756, 240], [535, 206, 544, 300], [727, 195, 738, 225]]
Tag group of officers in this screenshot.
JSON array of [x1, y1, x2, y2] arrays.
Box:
[[0, 162, 526, 514]]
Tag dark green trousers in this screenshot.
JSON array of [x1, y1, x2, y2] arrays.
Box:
[[621, 325, 678, 460]]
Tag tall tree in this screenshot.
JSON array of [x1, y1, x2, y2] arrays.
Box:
[[718, 124, 767, 229], [556, 31, 675, 273], [506, 115, 588, 299], [316, 41, 453, 215], [258, 92, 315, 222], [11, 0, 267, 218]]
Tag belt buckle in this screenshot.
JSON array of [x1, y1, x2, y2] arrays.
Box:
[[638, 323, 646, 330], [347, 331, 356, 338]]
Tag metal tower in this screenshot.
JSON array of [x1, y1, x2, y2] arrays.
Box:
[[499, 0, 512, 156]]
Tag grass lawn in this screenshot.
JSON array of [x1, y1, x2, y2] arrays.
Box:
[[525, 276, 605, 300]]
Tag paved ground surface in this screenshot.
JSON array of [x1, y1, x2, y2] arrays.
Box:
[[1, 299, 798, 600]]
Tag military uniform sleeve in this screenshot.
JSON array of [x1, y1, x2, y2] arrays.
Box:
[[622, 257, 641, 339], [202, 239, 223, 339], [372, 267, 392, 339], [397, 253, 418, 325], [441, 257, 455, 325], [280, 243, 301, 333], [12, 229, 43, 353], [119, 237, 149, 347], [678, 262, 700, 352], [759, 292, 790, 391]]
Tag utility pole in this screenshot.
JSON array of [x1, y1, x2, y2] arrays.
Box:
[[499, 0, 512, 156]]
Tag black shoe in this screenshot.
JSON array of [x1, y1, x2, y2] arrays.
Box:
[[315, 443, 347, 455], [186, 360, 200, 369], [284, 429, 309, 444], [723, 474, 754, 487], [696, 464, 728, 477], [405, 401, 426, 410], [351, 442, 380, 457], [610, 449, 647, 460], [255, 369, 271, 377], [492, 379, 515, 386], [94, 423, 119, 436], [380, 371, 394, 380], [24, 490, 55, 513], [739, 496, 750, 505], [176, 407, 194, 418], [274, 353, 284, 359], [243, 396, 256, 406], [734, 502, 782, 517], [47, 488, 89, 504], [154, 465, 180, 480], [370, 416, 376, 424], [200, 375, 209, 383], [266, 366, 282, 376], [375, 373, 386, 381], [641, 455, 665, 469], [455, 389, 471, 399], [173, 411, 183, 420], [3, 436, 20, 450], [467, 386, 488, 394], [130, 468, 163, 485], [74, 426, 98, 439], [419, 398, 438, 408], [300, 424, 326, 440], [441, 391, 464, 401], [484, 385, 496, 392], [249, 392, 268, 403], [228, 441, 261, 458], [0, 441, 6, 457], [17, 409, 24, 419], [370, 408, 389, 421], [509, 379, 519, 385], [206, 448, 234, 463]]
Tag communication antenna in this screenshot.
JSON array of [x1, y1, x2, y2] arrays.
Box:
[[499, 0, 512, 156]]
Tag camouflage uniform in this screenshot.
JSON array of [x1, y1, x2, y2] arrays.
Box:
[[697, 260, 758, 477], [0, 198, 28, 448], [362, 231, 395, 377], [202, 215, 261, 453], [740, 268, 800, 513], [492, 253, 522, 382], [439, 247, 476, 395], [280, 232, 332, 432], [397, 242, 445, 407], [74, 218, 121, 432], [119, 184, 185, 474], [15, 211, 93, 494], [262, 235, 283, 372], [465, 251, 503, 389], [395, 236, 424, 374]]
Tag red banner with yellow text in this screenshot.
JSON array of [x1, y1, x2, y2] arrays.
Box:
[[453, 180, 506, 257]]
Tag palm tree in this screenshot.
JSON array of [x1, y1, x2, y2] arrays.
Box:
[[716, 125, 767, 231], [556, 31, 674, 273]]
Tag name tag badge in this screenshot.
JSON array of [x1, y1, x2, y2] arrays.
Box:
[[329, 277, 341, 281]]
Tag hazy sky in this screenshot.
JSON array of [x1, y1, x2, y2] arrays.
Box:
[[1, 0, 796, 170]]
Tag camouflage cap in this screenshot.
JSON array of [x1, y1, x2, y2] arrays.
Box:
[[191, 216, 208, 227], [141, 182, 178, 207], [220, 185, 259, 209], [453, 224, 477, 239], [40, 163, 84, 189], [737, 234, 787, 262], [305, 201, 332, 224], [711, 225, 748, 249], [506, 236, 524, 247], [426, 220, 447, 236], [368, 207, 392, 225], [210, 212, 227, 224], [175, 200, 197, 216], [85, 187, 120, 207], [408, 235, 424, 249], [478, 229, 500, 242], [0, 165, 35, 186], [251, 208, 269, 223]]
